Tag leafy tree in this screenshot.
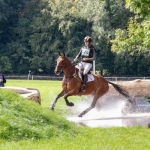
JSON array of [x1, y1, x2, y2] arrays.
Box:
[[111, 0, 150, 76], [0, 56, 12, 73], [76, 0, 133, 75], [0, 0, 135, 75], [4, 0, 44, 74], [27, 0, 91, 74], [126, 0, 150, 18]]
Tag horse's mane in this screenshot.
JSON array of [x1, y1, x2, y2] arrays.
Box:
[[59, 53, 76, 69], [64, 56, 73, 66]]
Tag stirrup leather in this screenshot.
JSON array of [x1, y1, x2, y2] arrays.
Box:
[[81, 84, 86, 91]]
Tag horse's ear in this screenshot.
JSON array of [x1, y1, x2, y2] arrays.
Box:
[[63, 52, 65, 57], [58, 52, 61, 56]]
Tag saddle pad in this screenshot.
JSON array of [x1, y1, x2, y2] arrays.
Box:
[[78, 71, 94, 82]]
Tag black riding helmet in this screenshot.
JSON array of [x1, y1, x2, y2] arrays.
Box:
[[84, 36, 92, 42]]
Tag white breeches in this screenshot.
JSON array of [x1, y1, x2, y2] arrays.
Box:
[[76, 62, 92, 75]]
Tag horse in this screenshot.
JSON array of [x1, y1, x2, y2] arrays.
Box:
[[50, 53, 133, 117]]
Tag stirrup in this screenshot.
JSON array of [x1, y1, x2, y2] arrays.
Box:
[[81, 84, 86, 91]]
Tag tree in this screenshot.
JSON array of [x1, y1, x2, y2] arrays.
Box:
[[111, 0, 150, 76], [4, 0, 44, 74], [76, 0, 133, 75], [0, 0, 134, 75]]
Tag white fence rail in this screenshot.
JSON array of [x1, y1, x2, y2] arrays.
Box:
[[5, 75, 150, 81], [104, 77, 150, 82]]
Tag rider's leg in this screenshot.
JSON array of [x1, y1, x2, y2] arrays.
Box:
[[81, 74, 88, 91], [81, 63, 92, 91], [75, 62, 84, 73]]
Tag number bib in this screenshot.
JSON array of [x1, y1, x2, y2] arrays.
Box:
[[81, 47, 90, 57]]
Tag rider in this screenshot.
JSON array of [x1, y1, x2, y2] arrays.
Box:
[[74, 36, 96, 91]]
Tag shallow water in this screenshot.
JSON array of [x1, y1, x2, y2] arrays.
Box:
[[67, 96, 150, 128], [68, 113, 150, 128]]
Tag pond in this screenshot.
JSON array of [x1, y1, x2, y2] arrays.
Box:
[[67, 97, 150, 128]]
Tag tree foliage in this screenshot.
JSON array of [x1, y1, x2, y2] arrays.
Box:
[[111, 0, 150, 76], [1, 0, 148, 76]]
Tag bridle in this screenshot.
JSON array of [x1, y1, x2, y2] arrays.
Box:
[[55, 59, 67, 74], [55, 57, 81, 82]]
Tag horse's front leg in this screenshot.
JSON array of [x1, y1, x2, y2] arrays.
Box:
[[50, 90, 64, 110], [64, 93, 74, 106], [64, 89, 78, 107]]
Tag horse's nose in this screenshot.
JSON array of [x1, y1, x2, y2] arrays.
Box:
[[54, 70, 60, 75], [54, 68, 57, 73], [54, 70, 57, 74]]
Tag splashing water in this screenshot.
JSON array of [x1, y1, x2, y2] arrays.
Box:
[[68, 94, 126, 118], [67, 94, 150, 128]]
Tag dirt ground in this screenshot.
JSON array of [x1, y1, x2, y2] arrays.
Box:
[[108, 79, 150, 98]]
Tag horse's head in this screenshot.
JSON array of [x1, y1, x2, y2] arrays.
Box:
[[54, 53, 69, 75]]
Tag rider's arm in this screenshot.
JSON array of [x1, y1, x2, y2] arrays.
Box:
[[88, 48, 96, 61], [75, 49, 82, 60]]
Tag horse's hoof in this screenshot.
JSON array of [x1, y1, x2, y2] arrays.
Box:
[[69, 102, 74, 106], [50, 107, 54, 111], [78, 114, 82, 118]]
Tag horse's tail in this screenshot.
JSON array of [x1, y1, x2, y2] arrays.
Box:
[[108, 81, 133, 104]]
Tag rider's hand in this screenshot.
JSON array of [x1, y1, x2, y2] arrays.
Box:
[[83, 58, 89, 61], [74, 58, 77, 62]]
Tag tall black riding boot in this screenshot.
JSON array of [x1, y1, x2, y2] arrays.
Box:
[[81, 74, 88, 91]]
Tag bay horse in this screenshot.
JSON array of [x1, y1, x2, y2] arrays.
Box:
[[50, 53, 132, 117]]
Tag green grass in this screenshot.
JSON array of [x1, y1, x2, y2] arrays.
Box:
[[1, 79, 150, 150], [5, 80, 82, 109], [5, 80, 63, 107]]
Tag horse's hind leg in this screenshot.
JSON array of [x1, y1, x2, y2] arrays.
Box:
[[78, 87, 108, 117], [78, 94, 99, 117]]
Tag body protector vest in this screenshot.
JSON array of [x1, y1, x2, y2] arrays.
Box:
[[81, 46, 90, 58], [75, 45, 96, 64]]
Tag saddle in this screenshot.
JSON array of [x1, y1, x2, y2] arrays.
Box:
[[75, 67, 94, 82]]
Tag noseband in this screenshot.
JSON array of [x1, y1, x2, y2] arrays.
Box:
[[55, 57, 82, 83]]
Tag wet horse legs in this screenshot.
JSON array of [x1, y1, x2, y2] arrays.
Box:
[[78, 87, 108, 117], [50, 90, 64, 110], [78, 104, 95, 117], [64, 93, 74, 106], [78, 97, 97, 117]]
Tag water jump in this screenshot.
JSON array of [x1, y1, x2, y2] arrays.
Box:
[[50, 53, 133, 117]]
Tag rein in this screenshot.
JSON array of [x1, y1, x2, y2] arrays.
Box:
[[64, 63, 82, 83], [73, 68, 82, 82]]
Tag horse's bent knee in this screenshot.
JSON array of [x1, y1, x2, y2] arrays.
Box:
[[64, 94, 68, 99]]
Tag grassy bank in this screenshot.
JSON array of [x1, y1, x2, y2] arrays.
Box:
[[5, 79, 82, 109], [0, 80, 150, 150]]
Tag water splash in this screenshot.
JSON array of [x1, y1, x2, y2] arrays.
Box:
[[68, 94, 126, 118], [67, 94, 150, 128]]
